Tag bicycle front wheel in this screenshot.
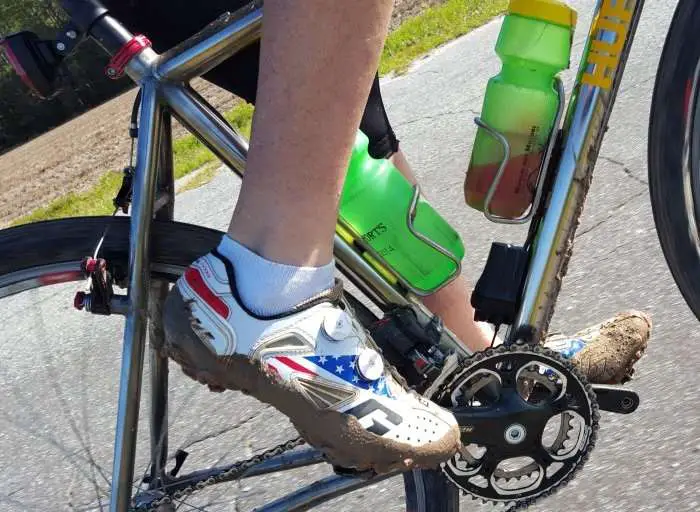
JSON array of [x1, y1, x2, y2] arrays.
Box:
[[0, 216, 458, 511], [649, 0, 700, 322]]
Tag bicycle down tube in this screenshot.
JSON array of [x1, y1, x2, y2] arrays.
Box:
[[510, 0, 646, 342]]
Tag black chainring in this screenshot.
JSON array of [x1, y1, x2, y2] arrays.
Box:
[[435, 343, 600, 510]]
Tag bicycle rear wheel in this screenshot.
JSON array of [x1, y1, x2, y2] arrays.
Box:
[[0, 216, 458, 511], [648, 0, 700, 322]]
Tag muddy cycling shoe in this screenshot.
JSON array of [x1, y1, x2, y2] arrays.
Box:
[[162, 251, 460, 474], [544, 311, 652, 384]]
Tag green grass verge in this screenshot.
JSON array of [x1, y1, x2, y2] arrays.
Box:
[[13, 0, 504, 225], [14, 172, 125, 224], [381, 0, 507, 75]]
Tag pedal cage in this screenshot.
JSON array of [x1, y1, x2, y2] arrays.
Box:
[[332, 464, 377, 480]]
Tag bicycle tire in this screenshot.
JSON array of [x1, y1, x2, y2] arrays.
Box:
[[648, 0, 700, 322], [0, 215, 458, 512]]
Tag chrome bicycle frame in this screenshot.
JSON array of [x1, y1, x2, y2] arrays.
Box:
[[78, 0, 645, 509]]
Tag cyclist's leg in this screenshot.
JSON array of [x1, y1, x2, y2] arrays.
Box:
[[225, 0, 391, 264], [201, 37, 653, 377], [360, 82, 652, 378], [357, 77, 495, 349], [162, 0, 462, 473], [203, 25, 497, 350], [102, 0, 494, 350]]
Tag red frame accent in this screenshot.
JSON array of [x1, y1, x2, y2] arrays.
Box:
[[105, 34, 151, 79], [0, 38, 40, 96]]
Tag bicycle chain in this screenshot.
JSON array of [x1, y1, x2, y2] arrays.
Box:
[[435, 342, 600, 511], [137, 436, 305, 511]]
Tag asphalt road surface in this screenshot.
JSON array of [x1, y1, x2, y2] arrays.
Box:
[[2, 1, 696, 511]]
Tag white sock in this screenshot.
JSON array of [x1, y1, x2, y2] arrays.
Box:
[[216, 235, 335, 316]]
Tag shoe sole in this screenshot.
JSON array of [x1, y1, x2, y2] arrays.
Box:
[[571, 311, 652, 384], [162, 287, 460, 474]]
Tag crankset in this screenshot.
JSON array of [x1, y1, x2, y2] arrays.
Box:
[[435, 343, 599, 510]]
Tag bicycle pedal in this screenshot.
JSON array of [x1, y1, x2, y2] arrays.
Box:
[[592, 385, 639, 414]]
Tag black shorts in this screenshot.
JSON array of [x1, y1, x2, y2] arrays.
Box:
[[101, 0, 399, 158]]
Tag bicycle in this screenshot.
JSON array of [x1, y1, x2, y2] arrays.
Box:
[[0, 0, 690, 510]]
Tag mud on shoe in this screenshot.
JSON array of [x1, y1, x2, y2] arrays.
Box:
[[545, 311, 652, 384], [163, 250, 460, 473]]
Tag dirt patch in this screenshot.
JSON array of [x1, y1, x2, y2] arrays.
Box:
[[0, 0, 446, 226], [0, 80, 236, 226], [390, 0, 445, 30]]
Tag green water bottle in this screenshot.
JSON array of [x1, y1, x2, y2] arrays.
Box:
[[464, 0, 577, 219], [338, 131, 464, 294]]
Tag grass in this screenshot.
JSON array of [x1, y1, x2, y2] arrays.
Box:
[[13, 0, 505, 225], [14, 172, 125, 224], [381, 0, 507, 75]]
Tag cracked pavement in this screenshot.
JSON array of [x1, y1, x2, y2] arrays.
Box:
[[1, 1, 697, 511]]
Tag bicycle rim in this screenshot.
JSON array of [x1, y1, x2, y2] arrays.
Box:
[[0, 216, 457, 511]]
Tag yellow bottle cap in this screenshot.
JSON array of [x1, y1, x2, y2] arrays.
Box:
[[508, 0, 578, 29]]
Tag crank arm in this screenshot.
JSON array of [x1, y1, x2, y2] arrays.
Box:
[[592, 385, 639, 414]]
